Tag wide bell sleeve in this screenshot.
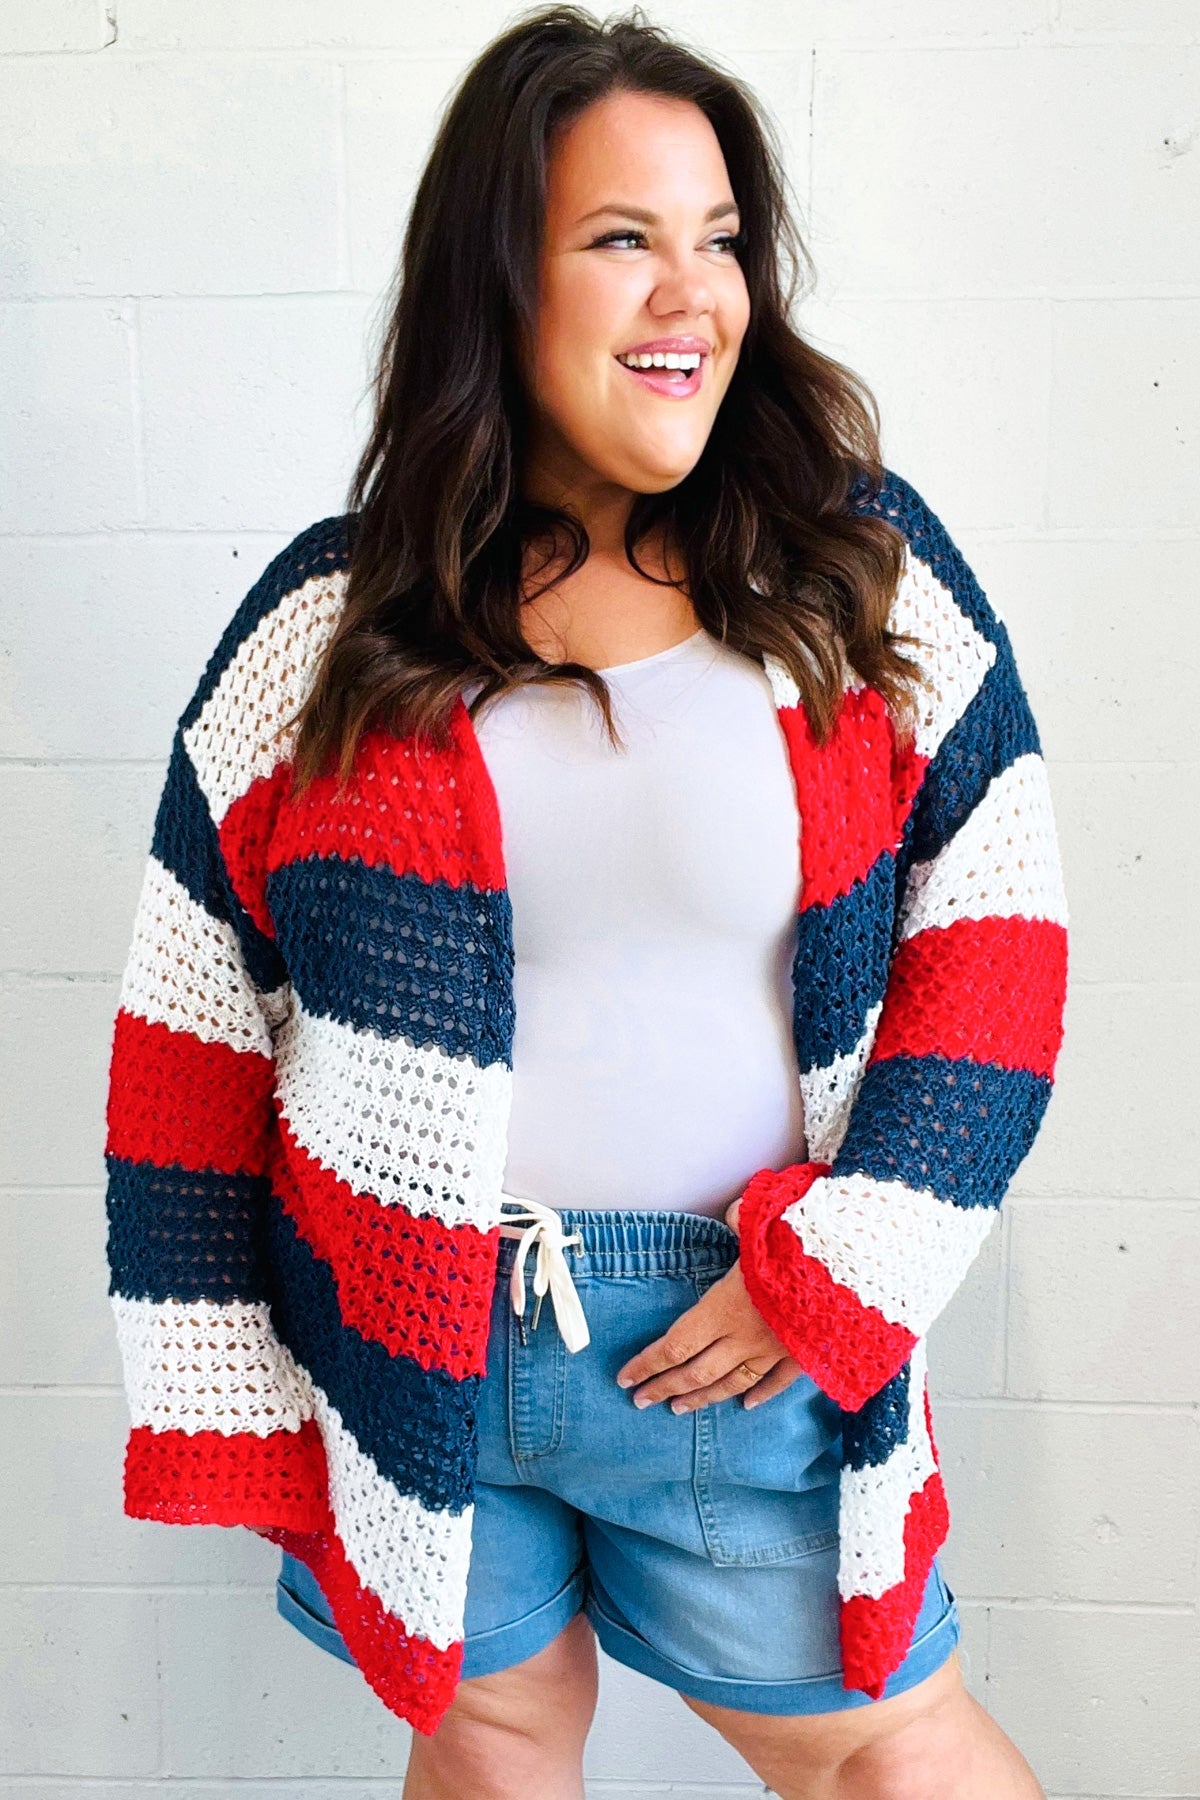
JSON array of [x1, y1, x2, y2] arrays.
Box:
[[737, 477, 1070, 1413], [102, 596, 333, 1530]]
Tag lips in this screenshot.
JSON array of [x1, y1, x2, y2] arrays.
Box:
[[615, 355, 705, 399]]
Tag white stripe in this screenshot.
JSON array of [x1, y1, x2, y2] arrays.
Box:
[[111, 1295, 313, 1436], [273, 996, 511, 1233], [891, 546, 996, 763], [117, 854, 290, 1055], [799, 1003, 883, 1164], [181, 566, 348, 828], [781, 1173, 998, 1335], [838, 1339, 936, 1600], [114, 1296, 473, 1649], [312, 1385, 473, 1654], [761, 653, 801, 712], [899, 753, 1069, 941]]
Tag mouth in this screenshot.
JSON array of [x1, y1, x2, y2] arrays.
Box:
[[613, 348, 707, 400]]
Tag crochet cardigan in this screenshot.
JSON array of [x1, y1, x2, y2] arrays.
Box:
[[103, 469, 1069, 1734]]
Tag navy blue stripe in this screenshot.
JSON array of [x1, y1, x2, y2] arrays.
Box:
[[842, 1364, 911, 1471], [153, 731, 288, 995], [263, 1193, 479, 1515], [833, 1055, 1052, 1209], [898, 650, 1041, 875], [178, 515, 355, 729], [792, 854, 895, 1071], [850, 469, 1003, 648], [266, 857, 515, 1068], [105, 1155, 271, 1305]]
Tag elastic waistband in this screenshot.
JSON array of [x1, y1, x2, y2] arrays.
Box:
[[495, 1202, 739, 1280]]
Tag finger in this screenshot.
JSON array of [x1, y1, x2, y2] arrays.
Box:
[[616, 1314, 719, 1392], [724, 1198, 741, 1236], [628, 1342, 743, 1408], [741, 1362, 803, 1409], [668, 1359, 777, 1415]]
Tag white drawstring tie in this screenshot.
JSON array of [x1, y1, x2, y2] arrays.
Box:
[[498, 1195, 591, 1352]]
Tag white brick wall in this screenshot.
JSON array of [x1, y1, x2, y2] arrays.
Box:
[[2, 3, 1195, 1795]]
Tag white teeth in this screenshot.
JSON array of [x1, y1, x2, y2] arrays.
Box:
[[617, 350, 703, 372]]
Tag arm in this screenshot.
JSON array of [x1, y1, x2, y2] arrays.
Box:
[[737, 477, 1069, 1412], [103, 522, 350, 1527]]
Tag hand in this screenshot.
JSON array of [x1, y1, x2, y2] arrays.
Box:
[[613, 1197, 807, 1413]]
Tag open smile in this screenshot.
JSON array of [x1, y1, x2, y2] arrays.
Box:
[[613, 354, 706, 399]]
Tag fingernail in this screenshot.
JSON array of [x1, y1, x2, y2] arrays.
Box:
[[633, 1392, 651, 1408], [616, 1373, 632, 1388], [670, 1399, 688, 1414]]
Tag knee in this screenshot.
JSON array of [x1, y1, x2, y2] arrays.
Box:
[[836, 1688, 979, 1800], [409, 1615, 599, 1800]]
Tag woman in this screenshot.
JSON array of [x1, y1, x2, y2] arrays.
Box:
[[103, 7, 1067, 1796]]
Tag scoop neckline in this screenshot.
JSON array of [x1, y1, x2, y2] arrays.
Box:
[[595, 626, 709, 676]]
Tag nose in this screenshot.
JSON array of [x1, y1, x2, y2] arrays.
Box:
[[649, 252, 716, 325]]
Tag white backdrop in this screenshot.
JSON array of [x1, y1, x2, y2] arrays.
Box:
[[2, 3, 1197, 1795]]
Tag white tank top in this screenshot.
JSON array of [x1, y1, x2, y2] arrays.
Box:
[[467, 627, 807, 1217]]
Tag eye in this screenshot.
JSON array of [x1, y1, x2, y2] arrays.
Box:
[[590, 228, 647, 250], [591, 229, 744, 255]]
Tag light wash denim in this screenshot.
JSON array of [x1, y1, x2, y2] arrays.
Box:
[[277, 1204, 959, 1713]]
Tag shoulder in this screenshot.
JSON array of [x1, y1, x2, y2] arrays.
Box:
[[848, 466, 1010, 650], [849, 467, 1033, 763], [178, 513, 359, 734], [176, 512, 359, 822]]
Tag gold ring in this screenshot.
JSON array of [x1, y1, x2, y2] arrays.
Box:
[[737, 1361, 760, 1383]]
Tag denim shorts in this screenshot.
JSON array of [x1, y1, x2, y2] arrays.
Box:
[[276, 1204, 960, 1714]]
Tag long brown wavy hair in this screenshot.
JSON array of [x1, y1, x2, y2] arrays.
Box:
[[289, 3, 925, 797]]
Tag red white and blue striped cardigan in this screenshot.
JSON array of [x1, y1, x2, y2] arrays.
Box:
[[104, 469, 1069, 1734]]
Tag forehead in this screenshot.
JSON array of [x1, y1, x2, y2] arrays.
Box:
[[544, 90, 731, 223]]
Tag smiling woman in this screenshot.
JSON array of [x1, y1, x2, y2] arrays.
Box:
[[101, 7, 1065, 1797]]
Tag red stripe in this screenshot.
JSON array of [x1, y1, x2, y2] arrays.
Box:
[[217, 761, 292, 939], [105, 1009, 274, 1175], [265, 704, 506, 893], [871, 914, 1068, 1077], [255, 1518, 463, 1736], [123, 1420, 328, 1530], [776, 688, 927, 912], [266, 1114, 500, 1381], [839, 1467, 951, 1700], [126, 1422, 462, 1734], [735, 1162, 917, 1411]]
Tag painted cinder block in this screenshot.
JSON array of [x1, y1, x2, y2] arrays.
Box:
[[959, 535, 1200, 765], [936, 1402, 1198, 1604], [0, 1394, 279, 1587], [1049, 298, 1200, 531], [0, 59, 339, 299], [0, 1193, 120, 1387], [2, 765, 164, 973], [810, 47, 1200, 295], [0, 978, 118, 1189], [0, 532, 290, 761], [138, 297, 373, 531], [0, 1589, 159, 1778], [0, 302, 138, 533], [987, 1605, 1200, 1795], [1010, 983, 1199, 1200], [799, 297, 1052, 532], [1007, 1200, 1200, 1403]]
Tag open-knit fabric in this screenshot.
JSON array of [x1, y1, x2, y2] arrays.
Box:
[[103, 469, 1069, 1733]]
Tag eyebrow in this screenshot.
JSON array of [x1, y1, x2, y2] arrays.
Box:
[[576, 201, 740, 227]]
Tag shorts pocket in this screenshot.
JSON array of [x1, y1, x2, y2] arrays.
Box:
[[689, 1268, 842, 1567]]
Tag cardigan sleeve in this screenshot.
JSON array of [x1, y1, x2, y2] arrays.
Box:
[[101, 544, 342, 1531], [736, 479, 1070, 1412]]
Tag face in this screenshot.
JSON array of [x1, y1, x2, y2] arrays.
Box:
[[519, 88, 751, 507]]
